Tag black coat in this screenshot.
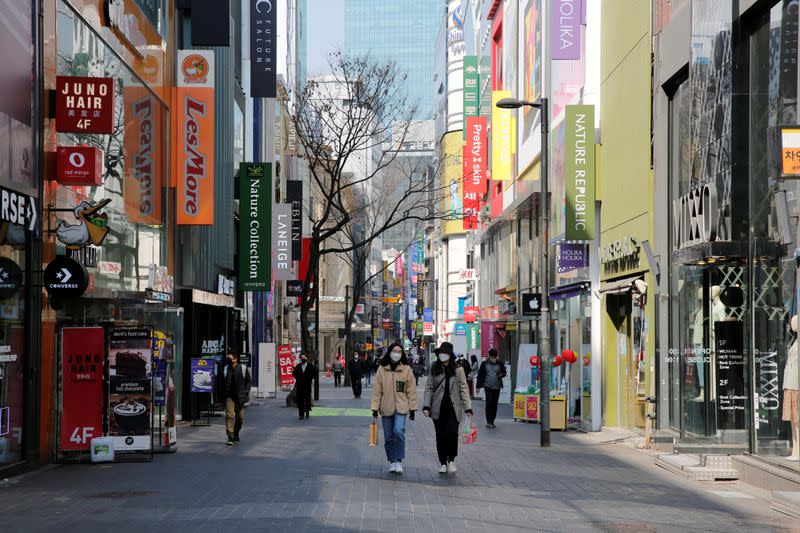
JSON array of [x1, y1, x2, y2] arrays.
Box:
[[223, 363, 252, 404], [476, 359, 506, 390], [347, 358, 362, 379], [293, 362, 316, 391]]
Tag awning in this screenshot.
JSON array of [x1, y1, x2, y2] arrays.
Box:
[[598, 275, 643, 295], [549, 282, 590, 301]]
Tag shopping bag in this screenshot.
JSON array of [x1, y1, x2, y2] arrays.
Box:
[[461, 419, 478, 444], [369, 418, 379, 447]]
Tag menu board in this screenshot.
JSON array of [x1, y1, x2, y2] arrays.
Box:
[[714, 320, 746, 430]]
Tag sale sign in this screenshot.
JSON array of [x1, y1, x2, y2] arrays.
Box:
[[278, 345, 294, 386], [463, 116, 487, 229], [59, 327, 105, 452], [56, 76, 115, 134], [176, 50, 215, 225], [123, 87, 163, 224]]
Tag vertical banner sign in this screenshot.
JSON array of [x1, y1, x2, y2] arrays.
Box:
[[278, 345, 294, 386], [177, 50, 215, 224], [715, 321, 746, 430], [463, 55, 479, 134], [239, 163, 272, 290], [124, 87, 163, 224], [286, 180, 303, 260], [552, 0, 582, 60], [251, 0, 276, 97], [272, 203, 293, 281], [258, 343, 277, 396], [565, 105, 595, 241], [463, 116, 487, 229], [60, 327, 105, 452], [107, 327, 153, 452], [491, 91, 513, 180]]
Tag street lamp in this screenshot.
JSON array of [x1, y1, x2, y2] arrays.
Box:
[[495, 96, 551, 448]]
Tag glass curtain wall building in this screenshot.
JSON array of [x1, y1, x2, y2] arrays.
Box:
[[345, 0, 442, 119]]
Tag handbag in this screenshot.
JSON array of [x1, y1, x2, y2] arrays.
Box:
[[369, 418, 379, 447]]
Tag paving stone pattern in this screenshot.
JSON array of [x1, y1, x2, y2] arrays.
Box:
[[0, 378, 795, 532]]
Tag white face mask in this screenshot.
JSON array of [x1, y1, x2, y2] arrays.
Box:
[[390, 351, 402, 362], [438, 353, 450, 362]]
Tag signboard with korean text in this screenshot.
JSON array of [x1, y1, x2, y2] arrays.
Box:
[[491, 91, 513, 181], [56, 76, 115, 134], [780, 126, 800, 177], [463, 55, 479, 133], [59, 327, 105, 452], [565, 105, 595, 241], [176, 50, 215, 225], [239, 163, 271, 290], [463, 116, 486, 229]]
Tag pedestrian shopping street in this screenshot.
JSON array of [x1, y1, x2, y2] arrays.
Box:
[[0, 378, 792, 533]]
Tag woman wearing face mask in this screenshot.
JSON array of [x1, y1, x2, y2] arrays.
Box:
[[423, 342, 472, 474], [371, 343, 418, 474]]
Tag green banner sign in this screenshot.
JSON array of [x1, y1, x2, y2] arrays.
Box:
[[463, 55, 479, 136], [466, 324, 480, 351], [239, 162, 272, 290], [565, 105, 596, 241]]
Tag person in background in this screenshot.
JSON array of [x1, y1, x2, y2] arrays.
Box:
[[361, 351, 373, 387], [292, 353, 316, 420], [371, 343, 418, 474], [412, 354, 422, 386], [476, 348, 507, 429], [470, 355, 480, 398], [348, 351, 363, 399], [423, 342, 472, 474], [331, 353, 343, 388], [223, 350, 252, 446], [457, 354, 474, 399]]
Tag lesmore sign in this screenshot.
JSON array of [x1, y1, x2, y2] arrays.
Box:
[[673, 182, 723, 250]]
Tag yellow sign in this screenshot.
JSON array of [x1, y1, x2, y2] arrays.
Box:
[[492, 90, 513, 181], [781, 127, 800, 176], [441, 131, 465, 237]]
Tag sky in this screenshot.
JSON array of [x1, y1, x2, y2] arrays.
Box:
[[306, 0, 345, 74]]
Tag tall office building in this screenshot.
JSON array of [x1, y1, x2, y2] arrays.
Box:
[[345, 0, 442, 119]]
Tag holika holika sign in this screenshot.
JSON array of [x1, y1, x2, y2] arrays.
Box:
[[239, 163, 271, 291], [565, 105, 595, 241]]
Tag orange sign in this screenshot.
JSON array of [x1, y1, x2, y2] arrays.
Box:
[[176, 50, 215, 225], [781, 127, 800, 177], [123, 86, 162, 224]]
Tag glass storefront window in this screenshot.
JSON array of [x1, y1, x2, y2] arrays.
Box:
[[552, 291, 591, 423], [0, 246, 25, 466]]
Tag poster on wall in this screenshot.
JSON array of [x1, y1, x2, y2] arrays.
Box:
[[107, 327, 153, 453], [239, 162, 271, 290], [176, 50, 215, 225], [59, 327, 105, 452], [715, 320, 746, 430], [191, 358, 216, 393]]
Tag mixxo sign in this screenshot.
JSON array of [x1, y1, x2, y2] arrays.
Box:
[[673, 182, 721, 250]]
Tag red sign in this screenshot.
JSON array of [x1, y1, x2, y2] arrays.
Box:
[[464, 306, 479, 323], [123, 88, 162, 224], [278, 345, 294, 386], [462, 116, 487, 229], [56, 76, 115, 134], [56, 146, 104, 185], [60, 327, 105, 452]]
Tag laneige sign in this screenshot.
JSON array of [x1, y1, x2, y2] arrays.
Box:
[[673, 183, 721, 250]]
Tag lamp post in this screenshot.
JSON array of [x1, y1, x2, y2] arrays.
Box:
[[495, 96, 551, 447]]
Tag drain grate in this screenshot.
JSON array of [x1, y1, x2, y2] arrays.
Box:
[[85, 490, 157, 499]]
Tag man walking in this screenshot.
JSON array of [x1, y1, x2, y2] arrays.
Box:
[[348, 351, 363, 399], [223, 350, 252, 446], [476, 348, 507, 429], [332, 353, 343, 387], [361, 351, 373, 387], [293, 353, 316, 420]]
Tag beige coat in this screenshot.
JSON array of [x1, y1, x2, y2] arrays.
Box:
[[423, 365, 472, 422], [370, 363, 419, 416]]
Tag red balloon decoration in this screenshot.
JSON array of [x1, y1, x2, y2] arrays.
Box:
[[561, 349, 578, 364], [529, 355, 540, 367], [583, 356, 591, 366], [552, 355, 563, 367]]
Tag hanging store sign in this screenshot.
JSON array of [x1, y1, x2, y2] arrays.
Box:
[[56, 146, 104, 186], [43, 256, 89, 298], [522, 293, 542, 317], [123, 89, 162, 224], [558, 243, 588, 272], [464, 306, 479, 323], [239, 163, 271, 290], [673, 183, 720, 249], [463, 116, 486, 230], [286, 280, 303, 297], [463, 55, 479, 131], [457, 268, 477, 281], [56, 199, 111, 250], [56, 76, 115, 134], [0, 186, 38, 233], [177, 50, 215, 225], [491, 91, 513, 181], [780, 126, 800, 177], [59, 327, 105, 452], [250, 0, 277, 97], [286, 180, 302, 260], [272, 203, 292, 281], [0, 258, 22, 299], [565, 105, 595, 241], [551, 0, 582, 60]]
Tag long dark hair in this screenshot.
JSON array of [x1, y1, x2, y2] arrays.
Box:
[[380, 343, 409, 366]]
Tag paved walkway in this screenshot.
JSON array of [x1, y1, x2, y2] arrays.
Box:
[[0, 377, 796, 532]]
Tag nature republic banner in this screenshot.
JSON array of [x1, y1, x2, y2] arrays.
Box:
[[565, 105, 595, 241]]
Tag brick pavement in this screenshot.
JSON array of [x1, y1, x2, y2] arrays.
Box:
[[0, 377, 796, 532]]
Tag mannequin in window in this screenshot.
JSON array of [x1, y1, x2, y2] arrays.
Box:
[[692, 286, 725, 402], [784, 315, 799, 460]]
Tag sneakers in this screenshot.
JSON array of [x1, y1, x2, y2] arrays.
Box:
[[389, 462, 398, 473], [394, 462, 403, 474], [233, 434, 240, 444], [486, 423, 496, 429], [438, 464, 447, 474], [447, 461, 457, 473], [226, 437, 234, 446]]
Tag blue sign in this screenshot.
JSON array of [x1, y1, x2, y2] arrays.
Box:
[[423, 308, 434, 322], [454, 323, 467, 336], [190, 358, 215, 393], [154, 360, 168, 406]]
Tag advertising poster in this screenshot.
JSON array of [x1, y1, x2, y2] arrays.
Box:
[[518, 344, 539, 390], [123, 86, 163, 224], [154, 359, 167, 406], [715, 321, 746, 430], [176, 50, 215, 225], [59, 327, 105, 452], [109, 376, 152, 452], [108, 327, 152, 379], [191, 358, 215, 392], [239, 162, 271, 290], [278, 345, 294, 387]]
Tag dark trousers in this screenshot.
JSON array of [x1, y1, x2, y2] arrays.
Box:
[[297, 386, 312, 416], [433, 419, 459, 464], [333, 371, 342, 387], [485, 387, 501, 424], [351, 377, 362, 398]]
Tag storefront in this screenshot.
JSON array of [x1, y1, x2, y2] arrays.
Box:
[[657, 0, 800, 470]]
